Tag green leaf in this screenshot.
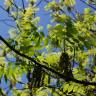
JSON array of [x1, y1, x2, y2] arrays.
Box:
[[73, 85, 79, 92], [68, 84, 74, 93], [44, 38, 49, 46], [63, 83, 69, 92], [84, 8, 91, 14], [64, 0, 76, 7]]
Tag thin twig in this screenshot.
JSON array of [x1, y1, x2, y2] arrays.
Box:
[[21, 0, 25, 13], [0, 19, 14, 22], [35, 0, 43, 7], [80, 0, 96, 11], [3, 21, 16, 28], [9, 0, 19, 10]]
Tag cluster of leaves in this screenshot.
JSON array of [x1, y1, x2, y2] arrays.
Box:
[[1, 0, 96, 96]]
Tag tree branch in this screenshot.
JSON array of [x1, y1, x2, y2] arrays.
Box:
[[21, 0, 25, 13], [80, 0, 96, 11], [0, 35, 96, 86], [35, 0, 43, 7]]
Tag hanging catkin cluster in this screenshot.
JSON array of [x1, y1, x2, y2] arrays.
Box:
[[32, 65, 44, 88], [59, 52, 73, 80]]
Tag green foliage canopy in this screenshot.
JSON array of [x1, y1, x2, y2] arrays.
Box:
[[1, 0, 96, 96]]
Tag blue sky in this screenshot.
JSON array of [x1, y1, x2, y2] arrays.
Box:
[[0, 0, 89, 37], [0, 0, 51, 37]]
